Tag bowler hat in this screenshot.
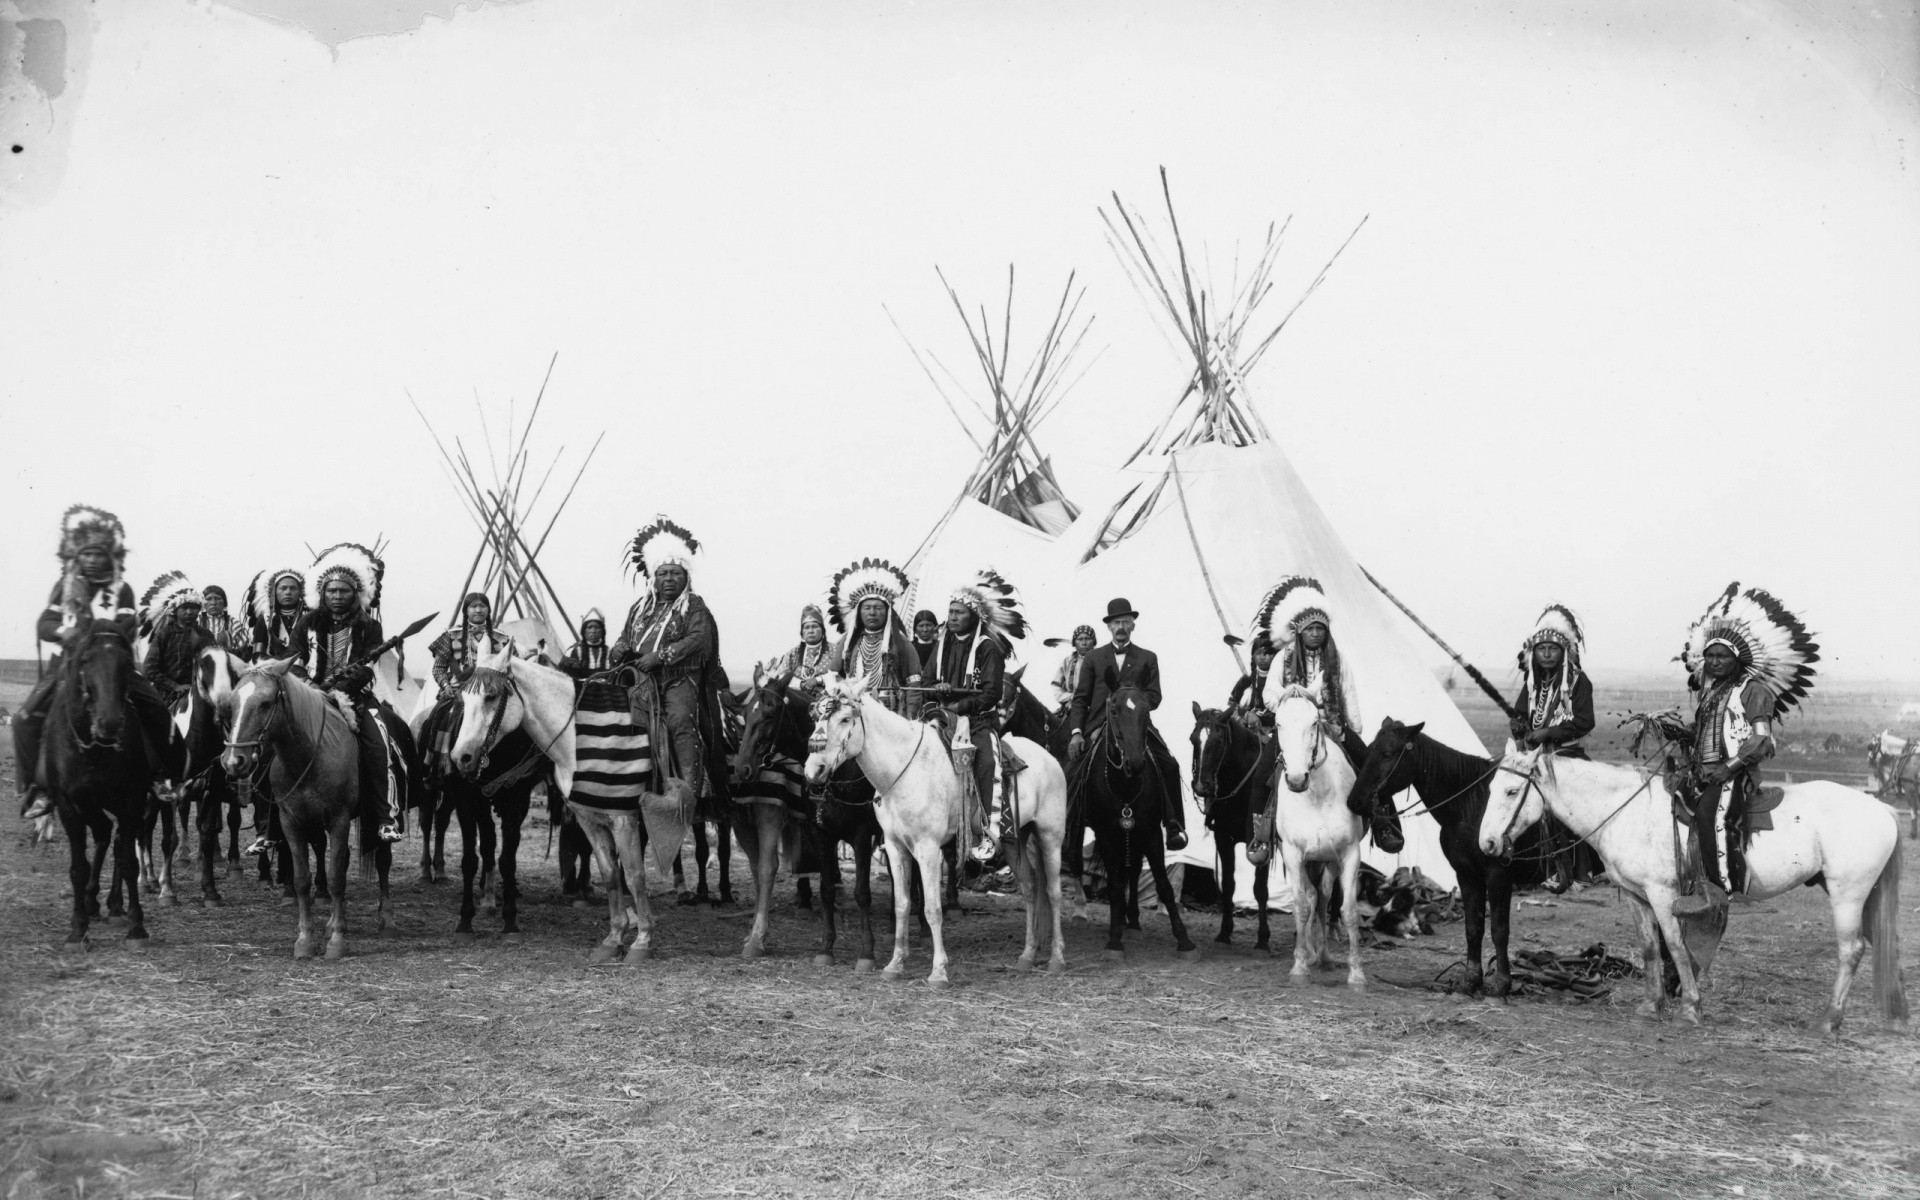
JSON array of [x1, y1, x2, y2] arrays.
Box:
[[1103, 598, 1139, 623]]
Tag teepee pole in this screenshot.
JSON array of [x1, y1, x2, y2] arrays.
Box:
[[1358, 566, 1517, 719]]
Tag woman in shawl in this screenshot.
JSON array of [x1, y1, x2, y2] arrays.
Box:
[[423, 593, 517, 777], [775, 604, 834, 696]]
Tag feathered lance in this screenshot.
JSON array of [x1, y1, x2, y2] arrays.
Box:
[[1358, 566, 1519, 721]]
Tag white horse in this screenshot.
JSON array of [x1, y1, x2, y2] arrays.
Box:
[[804, 674, 1071, 983], [1266, 686, 1367, 991], [1479, 746, 1908, 1032]]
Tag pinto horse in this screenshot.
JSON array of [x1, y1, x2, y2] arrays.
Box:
[[221, 660, 392, 959], [1349, 718, 1554, 997], [46, 610, 155, 948], [1074, 684, 1197, 962], [733, 666, 882, 967], [1189, 705, 1278, 949], [1481, 746, 1908, 1032]]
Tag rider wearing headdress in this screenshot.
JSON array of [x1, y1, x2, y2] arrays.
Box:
[[1255, 575, 1404, 854], [1508, 604, 1595, 757], [926, 568, 1025, 859], [240, 566, 308, 662], [775, 603, 835, 697], [429, 593, 515, 693], [140, 572, 213, 708], [14, 507, 174, 818], [291, 543, 407, 842], [823, 560, 923, 714], [1051, 625, 1098, 712], [1672, 584, 1818, 914], [560, 608, 612, 681], [611, 517, 730, 802], [198, 585, 240, 652], [1067, 597, 1189, 853]]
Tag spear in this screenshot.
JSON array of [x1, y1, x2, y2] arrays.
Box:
[[1358, 566, 1517, 720]]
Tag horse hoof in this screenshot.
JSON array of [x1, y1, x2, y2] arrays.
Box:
[[1104, 948, 1126, 962], [1214, 933, 1232, 945], [624, 945, 652, 963], [1634, 1000, 1663, 1020], [501, 932, 523, 946], [206, 895, 224, 908], [125, 936, 150, 951], [1046, 959, 1068, 976], [1011, 957, 1035, 973], [61, 939, 89, 955], [1176, 948, 1201, 963], [927, 978, 951, 991], [812, 954, 835, 968], [742, 942, 765, 960], [1289, 969, 1310, 987], [294, 944, 314, 961], [588, 944, 621, 965], [324, 941, 346, 961], [165, 894, 181, 907], [451, 930, 476, 944], [854, 959, 877, 974], [881, 968, 905, 982], [1679, 1006, 1702, 1027], [1348, 978, 1367, 994]]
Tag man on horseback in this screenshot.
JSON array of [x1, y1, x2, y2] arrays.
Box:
[[14, 506, 172, 820], [140, 573, 213, 708], [560, 608, 611, 681], [1227, 638, 1277, 725], [1671, 584, 1818, 915], [1067, 598, 1188, 853], [1050, 625, 1097, 712], [422, 592, 517, 775], [1254, 575, 1404, 853], [925, 569, 1027, 860], [239, 567, 307, 662], [292, 543, 407, 843], [776, 604, 835, 697], [612, 517, 729, 802], [1509, 605, 1594, 756], [824, 560, 923, 714], [198, 585, 242, 652]]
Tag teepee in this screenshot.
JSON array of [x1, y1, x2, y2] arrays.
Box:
[[1036, 172, 1473, 894], [898, 267, 1096, 625], [410, 353, 602, 663]]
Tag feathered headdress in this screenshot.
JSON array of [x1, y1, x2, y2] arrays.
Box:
[[59, 505, 127, 567], [627, 516, 700, 583], [244, 567, 307, 627], [307, 543, 384, 614], [1519, 604, 1585, 667], [1253, 575, 1331, 652], [949, 568, 1028, 645], [1682, 583, 1819, 713], [140, 570, 202, 633], [828, 558, 912, 634]]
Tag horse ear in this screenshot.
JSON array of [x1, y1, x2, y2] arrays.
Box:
[[847, 677, 869, 701], [1502, 736, 1519, 758], [1405, 721, 1425, 737], [1191, 700, 1203, 719], [264, 656, 294, 677], [752, 663, 768, 689]]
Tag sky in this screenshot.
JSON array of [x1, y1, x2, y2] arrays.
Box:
[[1, 0, 1917, 687]]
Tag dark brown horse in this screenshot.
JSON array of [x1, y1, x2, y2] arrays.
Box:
[[1189, 705, 1279, 949], [45, 613, 155, 948]]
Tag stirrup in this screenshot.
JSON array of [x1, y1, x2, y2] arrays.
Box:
[[1164, 826, 1189, 852], [970, 834, 999, 863], [1371, 819, 1405, 855]]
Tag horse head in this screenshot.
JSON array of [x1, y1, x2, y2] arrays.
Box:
[[1104, 685, 1152, 775], [803, 673, 866, 786], [450, 644, 522, 778], [1348, 717, 1424, 818], [224, 658, 295, 777], [1478, 740, 1548, 858], [67, 613, 134, 748], [734, 663, 798, 785], [1272, 686, 1333, 794], [1188, 702, 1237, 812]]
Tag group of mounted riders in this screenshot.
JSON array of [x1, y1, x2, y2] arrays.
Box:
[[16, 502, 1810, 921]]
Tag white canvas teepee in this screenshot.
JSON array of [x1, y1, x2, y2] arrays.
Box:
[[1030, 171, 1470, 896], [899, 268, 1094, 626]]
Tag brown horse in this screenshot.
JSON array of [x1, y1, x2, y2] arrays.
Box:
[[45, 611, 155, 948], [220, 660, 390, 959]]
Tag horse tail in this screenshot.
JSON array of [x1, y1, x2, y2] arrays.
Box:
[[1865, 843, 1909, 1024]]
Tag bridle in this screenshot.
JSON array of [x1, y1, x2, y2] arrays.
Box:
[[1486, 753, 1651, 863], [460, 663, 579, 797], [1190, 714, 1268, 812], [223, 669, 325, 799], [65, 629, 132, 752], [1273, 692, 1331, 784], [807, 693, 925, 805]]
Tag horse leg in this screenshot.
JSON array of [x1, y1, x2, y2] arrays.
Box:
[[1621, 891, 1666, 1018], [742, 803, 782, 959], [61, 806, 91, 947], [287, 827, 316, 959], [797, 873, 814, 911], [881, 840, 915, 980], [1648, 895, 1704, 1024], [433, 792, 455, 882], [1819, 881, 1873, 1035], [365, 817, 392, 937], [716, 810, 735, 905], [1339, 846, 1365, 992], [226, 786, 243, 875], [684, 820, 711, 905], [312, 828, 331, 902], [499, 798, 524, 938], [813, 831, 840, 967], [1215, 839, 1237, 944], [1460, 865, 1488, 996], [578, 815, 625, 963], [1253, 861, 1271, 952], [1147, 843, 1196, 957], [915, 839, 951, 987], [1101, 835, 1128, 957], [854, 829, 878, 973], [1041, 822, 1068, 975], [416, 785, 438, 884], [1013, 827, 1040, 971], [454, 800, 479, 939], [115, 803, 150, 943], [478, 809, 499, 917], [198, 787, 224, 906], [615, 814, 654, 964], [156, 795, 179, 904], [943, 840, 961, 917], [277, 834, 295, 898], [89, 824, 114, 919], [1285, 843, 1314, 983], [1487, 867, 1515, 998], [324, 818, 350, 960]]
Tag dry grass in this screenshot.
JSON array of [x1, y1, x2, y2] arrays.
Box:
[[2, 759, 1918, 1197]]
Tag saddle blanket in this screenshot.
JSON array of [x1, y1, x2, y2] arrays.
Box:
[[570, 681, 653, 811]]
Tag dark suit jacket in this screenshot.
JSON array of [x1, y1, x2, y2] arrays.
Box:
[[1069, 641, 1162, 735]]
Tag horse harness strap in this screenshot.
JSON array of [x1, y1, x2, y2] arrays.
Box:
[[860, 709, 928, 804], [1494, 760, 1655, 862]]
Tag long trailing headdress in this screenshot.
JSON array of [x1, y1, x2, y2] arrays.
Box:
[[827, 558, 911, 634], [1519, 603, 1585, 692], [307, 542, 384, 615], [627, 515, 701, 592], [1682, 582, 1819, 714], [59, 504, 127, 567], [1252, 575, 1330, 653], [139, 570, 202, 634], [949, 567, 1028, 646], [244, 566, 307, 628]]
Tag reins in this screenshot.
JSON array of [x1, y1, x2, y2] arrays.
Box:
[[1490, 757, 1658, 864]]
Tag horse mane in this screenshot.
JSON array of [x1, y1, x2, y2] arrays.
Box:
[[254, 665, 355, 762]]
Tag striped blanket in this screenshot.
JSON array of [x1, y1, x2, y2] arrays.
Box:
[[570, 681, 654, 811], [733, 750, 808, 815]]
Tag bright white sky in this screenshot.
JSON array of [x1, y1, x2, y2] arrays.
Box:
[[2, 0, 1916, 685]]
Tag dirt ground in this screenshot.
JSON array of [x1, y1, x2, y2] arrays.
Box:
[[2, 670, 1918, 1198]]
